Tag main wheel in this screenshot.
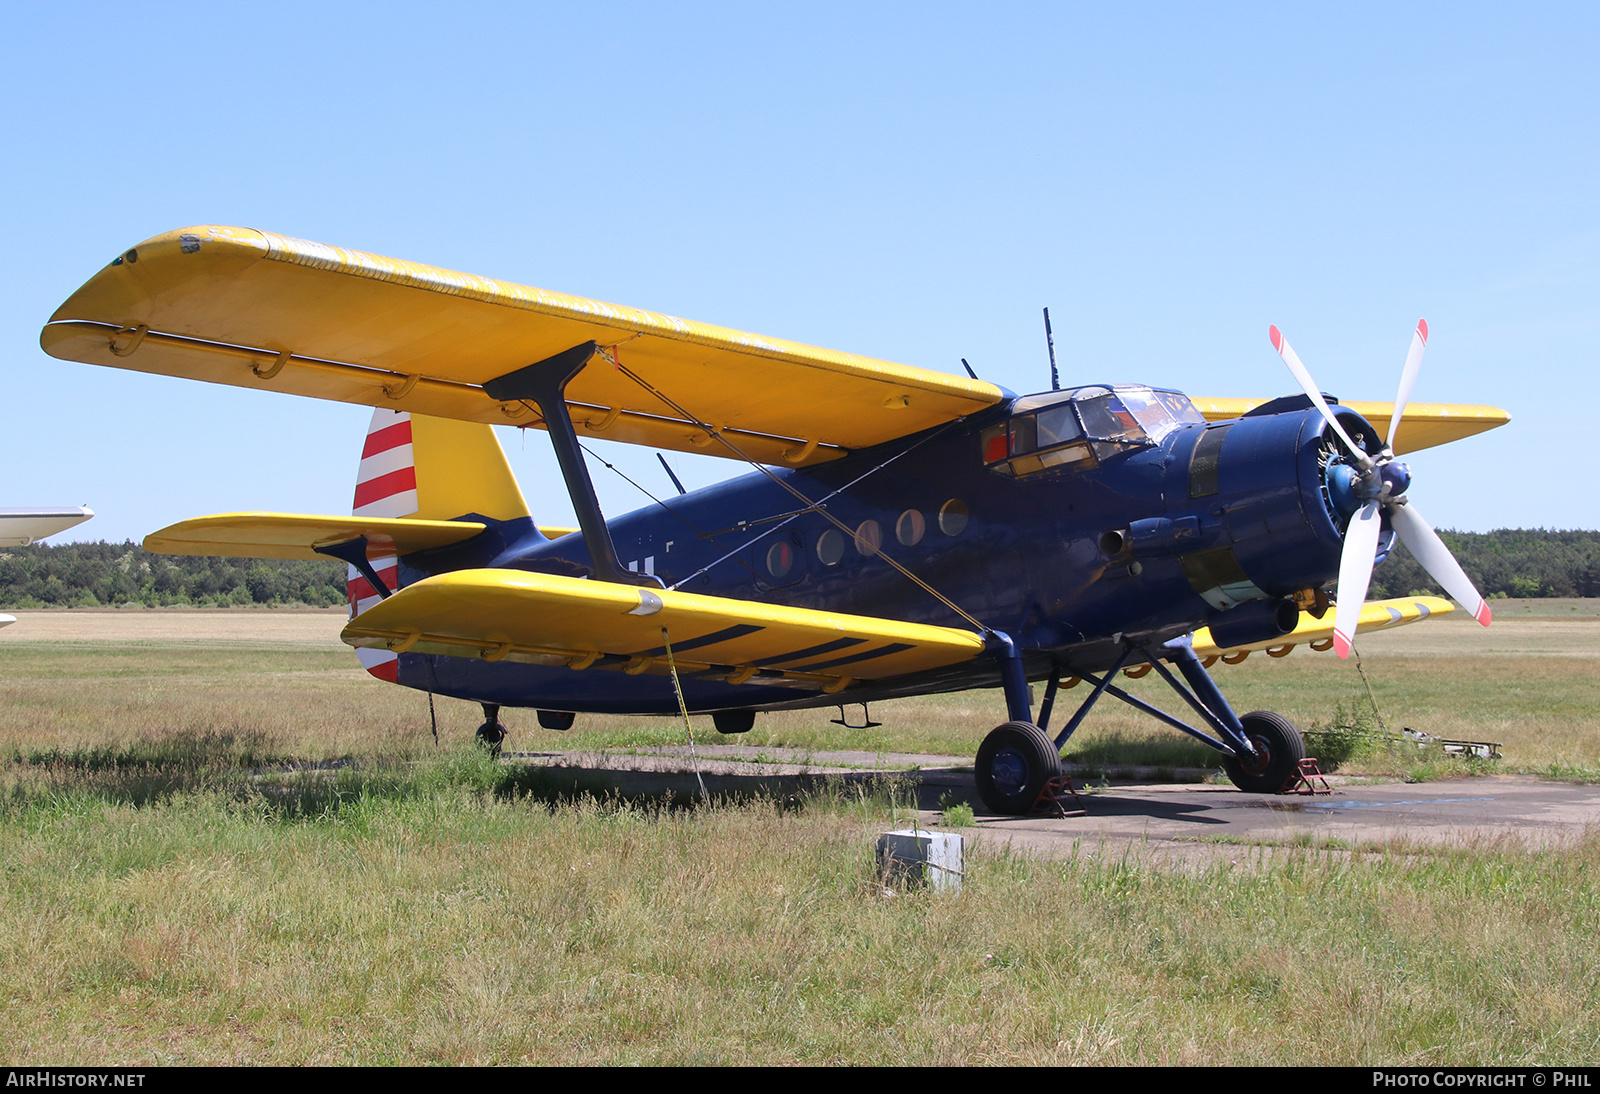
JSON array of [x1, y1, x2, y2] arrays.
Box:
[[1222, 711, 1306, 793], [475, 720, 507, 758], [975, 721, 1062, 816]]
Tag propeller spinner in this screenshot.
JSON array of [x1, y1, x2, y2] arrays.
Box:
[[1269, 321, 1492, 658]]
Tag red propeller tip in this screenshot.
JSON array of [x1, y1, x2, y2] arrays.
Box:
[[1333, 630, 1353, 659], [1475, 601, 1492, 627], [1269, 325, 1283, 352], [1416, 318, 1429, 345]]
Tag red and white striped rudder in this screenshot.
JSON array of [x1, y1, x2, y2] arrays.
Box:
[[349, 409, 417, 682]]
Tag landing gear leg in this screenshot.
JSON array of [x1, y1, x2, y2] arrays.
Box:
[[475, 703, 507, 758], [1051, 640, 1308, 795]]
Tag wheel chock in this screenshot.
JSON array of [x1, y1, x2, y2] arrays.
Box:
[[1034, 775, 1088, 817], [1282, 758, 1331, 795]]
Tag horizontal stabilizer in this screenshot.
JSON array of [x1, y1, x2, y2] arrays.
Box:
[[341, 569, 986, 690], [144, 512, 487, 561], [1192, 595, 1454, 661]]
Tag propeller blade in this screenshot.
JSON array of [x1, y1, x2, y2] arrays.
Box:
[[1386, 318, 1429, 452], [1391, 502, 1492, 627], [1269, 325, 1372, 469], [1333, 500, 1383, 658]]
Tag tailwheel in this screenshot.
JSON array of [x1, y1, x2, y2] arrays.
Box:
[[475, 703, 507, 758], [975, 721, 1063, 816], [1223, 711, 1306, 793]]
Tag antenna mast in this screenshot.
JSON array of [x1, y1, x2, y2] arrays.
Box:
[[1043, 307, 1060, 391]]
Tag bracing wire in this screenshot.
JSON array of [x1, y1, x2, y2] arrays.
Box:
[[596, 345, 989, 634], [661, 626, 710, 804]]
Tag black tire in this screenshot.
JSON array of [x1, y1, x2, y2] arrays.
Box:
[[1223, 711, 1306, 793], [475, 720, 507, 758], [975, 721, 1062, 815]]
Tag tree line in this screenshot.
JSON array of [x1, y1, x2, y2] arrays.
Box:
[[1368, 528, 1600, 600], [0, 541, 347, 608], [2, 529, 1596, 609]]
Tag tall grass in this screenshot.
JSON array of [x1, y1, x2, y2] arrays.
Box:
[[2, 754, 1598, 1065], [1, 615, 1597, 1063]]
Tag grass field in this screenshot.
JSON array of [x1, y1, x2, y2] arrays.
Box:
[[5, 603, 1596, 779], [2, 605, 1598, 1064]]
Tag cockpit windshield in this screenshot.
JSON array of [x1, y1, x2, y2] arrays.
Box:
[[981, 385, 1204, 477]]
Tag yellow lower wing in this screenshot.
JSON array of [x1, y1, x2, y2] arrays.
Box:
[[144, 512, 488, 561], [1192, 596, 1455, 662], [341, 569, 985, 691]]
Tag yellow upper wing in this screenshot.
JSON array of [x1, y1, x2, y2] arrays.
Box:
[[42, 226, 1004, 467], [341, 568, 985, 690], [1190, 397, 1508, 455]]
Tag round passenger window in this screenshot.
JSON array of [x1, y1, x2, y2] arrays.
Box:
[[816, 529, 845, 566], [766, 541, 794, 578], [896, 509, 925, 546], [939, 499, 969, 536], [854, 520, 882, 557]]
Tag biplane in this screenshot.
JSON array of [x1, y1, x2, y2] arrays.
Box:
[[41, 226, 1509, 812]]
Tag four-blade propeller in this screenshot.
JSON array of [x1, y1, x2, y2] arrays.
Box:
[[1268, 321, 1492, 658]]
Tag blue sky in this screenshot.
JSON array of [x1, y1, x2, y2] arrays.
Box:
[[5, 2, 1596, 543]]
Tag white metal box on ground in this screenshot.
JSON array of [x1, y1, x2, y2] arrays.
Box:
[[876, 830, 963, 893]]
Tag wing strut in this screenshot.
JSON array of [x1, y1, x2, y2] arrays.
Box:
[[485, 343, 662, 588]]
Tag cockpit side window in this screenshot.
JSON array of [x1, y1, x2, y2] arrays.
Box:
[[983, 385, 1203, 478], [981, 403, 1094, 478], [1035, 406, 1083, 447], [1076, 393, 1146, 444], [1155, 389, 1207, 426]]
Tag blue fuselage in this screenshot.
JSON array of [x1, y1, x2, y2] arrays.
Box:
[[391, 394, 1374, 715]]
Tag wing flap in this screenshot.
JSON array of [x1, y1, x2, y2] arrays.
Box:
[[1191, 397, 1509, 454], [44, 226, 1005, 464], [144, 513, 488, 561], [1191, 595, 1455, 660], [341, 569, 986, 689]]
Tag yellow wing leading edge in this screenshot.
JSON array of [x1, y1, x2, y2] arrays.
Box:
[[42, 226, 1005, 467], [340, 568, 987, 692], [43, 227, 1508, 463]]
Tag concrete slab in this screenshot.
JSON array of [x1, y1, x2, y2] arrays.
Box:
[[969, 775, 1600, 863], [507, 747, 1600, 862]]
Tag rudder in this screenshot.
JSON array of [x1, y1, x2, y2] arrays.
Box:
[[349, 410, 528, 681]]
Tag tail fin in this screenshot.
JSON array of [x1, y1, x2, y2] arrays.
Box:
[[350, 409, 528, 681], [354, 410, 528, 523]]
